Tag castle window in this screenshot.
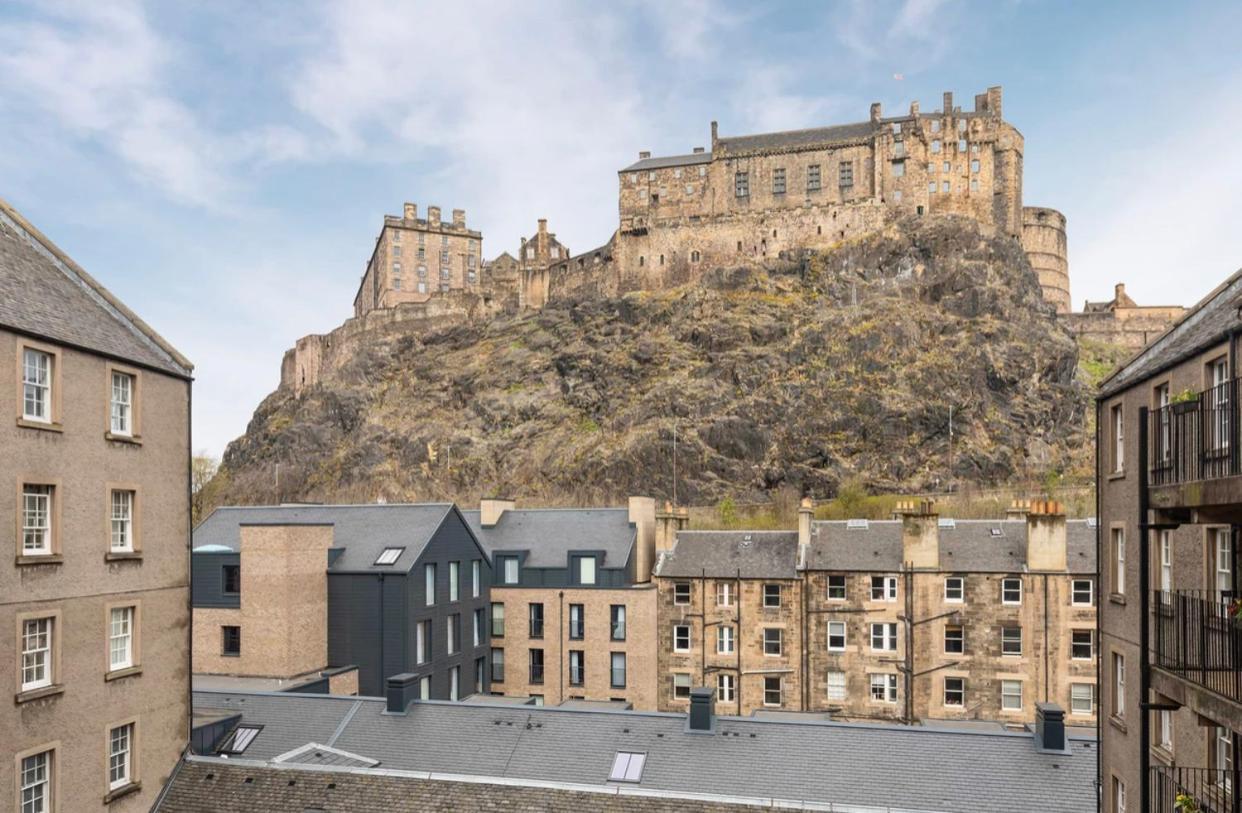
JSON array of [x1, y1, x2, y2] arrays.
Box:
[[971, 143, 980, 153], [891, 161, 905, 177], [648, 171, 656, 181], [418, 265, 427, 278], [659, 255, 664, 265], [958, 139, 967, 153], [418, 232, 425, 245], [392, 262, 401, 274], [807, 164, 821, 191], [392, 245, 401, 256], [639, 188, 647, 199], [417, 281, 427, 293], [893, 141, 905, 158], [838, 162, 853, 187], [639, 256, 645, 267], [817, 225, 822, 235], [943, 161, 950, 173], [418, 247, 425, 260], [892, 122, 902, 134], [393, 278, 402, 290], [931, 140, 942, 154], [734, 171, 749, 198], [916, 205, 924, 215], [691, 251, 700, 262], [442, 235, 448, 246], [441, 267, 450, 280], [392, 229, 400, 241], [699, 165, 706, 177], [928, 182, 936, 194], [737, 240, 743, 251], [970, 179, 979, 192], [942, 180, 950, 192], [931, 119, 941, 133], [893, 190, 903, 202], [927, 162, 935, 173], [630, 173, 637, 184], [440, 282, 450, 292], [971, 159, 980, 173], [772, 168, 786, 195], [674, 168, 682, 178], [441, 250, 449, 264], [650, 193, 659, 204], [958, 118, 967, 132]]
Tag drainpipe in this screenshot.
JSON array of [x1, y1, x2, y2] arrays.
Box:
[[558, 591, 565, 704], [1043, 574, 1050, 703], [802, 570, 809, 712], [700, 568, 706, 689], [1138, 406, 1151, 813], [736, 568, 743, 715], [378, 574, 385, 698], [904, 568, 914, 725]]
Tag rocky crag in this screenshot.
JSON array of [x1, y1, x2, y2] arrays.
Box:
[[205, 214, 1090, 510]]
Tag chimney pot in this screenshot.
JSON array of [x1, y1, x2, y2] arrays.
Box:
[[687, 686, 715, 733]]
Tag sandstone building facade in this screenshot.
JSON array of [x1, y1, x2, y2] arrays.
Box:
[[0, 198, 193, 812]]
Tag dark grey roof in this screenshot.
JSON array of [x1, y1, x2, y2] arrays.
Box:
[[1098, 268, 1242, 398], [807, 519, 1096, 573], [192, 504, 458, 572], [717, 120, 875, 154], [183, 689, 1096, 812], [621, 152, 713, 172], [0, 198, 192, 377], [655, 531, 799, 579], [461, 508, 636, 569]]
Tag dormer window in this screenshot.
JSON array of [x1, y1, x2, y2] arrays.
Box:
[[501, 556, 520, 585], [577, 556, 597, 585]]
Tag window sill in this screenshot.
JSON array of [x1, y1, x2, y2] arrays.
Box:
[[1107, 471, 1126, 482], [1109, 593, 1127, 606], [1151, 746, 1175, 766], [1109, 715, 1128, 734], [104, 432, 142, 446], [15, 684, 64, 704], [105, 665, 142, 682], [222, 652, 241, 658], [104, 781, 142, 804], [15, 554, 63, 567], [105, 551, 143, 562], [16, 418, 63, 433]]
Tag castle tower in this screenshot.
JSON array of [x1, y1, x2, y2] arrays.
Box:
[[1021, 207, 1070, 314]]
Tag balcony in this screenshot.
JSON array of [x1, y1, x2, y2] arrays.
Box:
[[1152, 590, 1242, 708], [1149, 381, 1242, 518], [1150, 765, 1238, 813]]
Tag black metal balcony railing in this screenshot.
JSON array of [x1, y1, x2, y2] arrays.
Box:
[[1151, 380, 1240, 487], [1152, 590, 1242, 704], [1150, 765, 1238, 813]]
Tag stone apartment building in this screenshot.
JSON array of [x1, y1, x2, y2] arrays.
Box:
[[1097, 267, 1242, 813], [0, 198, 192, 811]]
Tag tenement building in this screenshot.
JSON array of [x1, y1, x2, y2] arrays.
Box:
[[0, 198, 193, 811], [1097, 267, 1242, 813]]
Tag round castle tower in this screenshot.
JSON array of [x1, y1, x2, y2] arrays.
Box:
[[1021, 207, 1070, 314]]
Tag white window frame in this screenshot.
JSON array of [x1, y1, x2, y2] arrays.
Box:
[[110, 371, 134, 435], [944, 677, 965, 707], [763, 676, 782, 707], [503, 556, 519, 585], [1070, 682, 1094, 715], [673, 673, 691, 699], [20, 750, 51, 813], [1215, 528, 1232, 598], [870, 622, 897, 652], [1113, 777, 1126, 813], [1001, 577, 1022, 605], [1071, 629, 1093, 660], [1159, 531, 1172, 593], [110, 490, 135, 552], [673, 582, 691, 605], [826, 670, 847, 701], [1001, 626, 1022, 656], [763, 583, 782, 608], [827, 621, 847, 651], [1113, 652, 1126, 719], [579, 556, 597, 585], [424, 563, 436, 606], [108, 723, 134, 790], [1112, 404, 1125, 472], [1071, 579, 1093, 606], [449, 561, 460, 601], [870, 575, 897, 602], [21, 617, 53, 691], [22, 348, 51, 422], [944, 576, 964, 603], [1001, 680, 1023, 711], [1113, 528, 1126, 594], [22, 484, 52, 556], [1158, 709, 1173, 752], [673, 625, 690, 653], [717, 673, 736, 703], [870, 674, 898, 703], [763, 627, 783, 656], [716, 582, 734, 606], [717, 625, 734, 654], [472, 560, 481, 597], [826, 574, 846, 600], [944, 624, 964, 654], [109, 606, 134, 671]]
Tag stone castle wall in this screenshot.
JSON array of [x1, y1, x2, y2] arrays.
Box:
[[1021, 207, 1070, 314], [1064, 305, 1186, 350]]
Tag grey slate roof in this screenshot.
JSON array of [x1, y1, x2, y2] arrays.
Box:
[[183, 689, 1096, 812], [621, 151, 713, 172], [806, 519, 1096, 573], [656, 530, 799, 579], [192, 504, 458, 572], [461, 508, 636, 569], [717, 120, 876, 154], [0, 198, 191, 377], [1098, 267, 1242, 398]]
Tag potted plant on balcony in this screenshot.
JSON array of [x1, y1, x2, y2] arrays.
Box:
[[1229, 597, 1242, 620], [1171, 389, 1200, 415], [1175, 793, 1202, 813]]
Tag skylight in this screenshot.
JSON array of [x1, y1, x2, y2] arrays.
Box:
[[846, 519, 869, 530], [989, 528, 1004, 537], [609, 751, 646, 783], [220, 725, 262, 754], [938, 518, 956, 529], [374, 547, 404, 566]]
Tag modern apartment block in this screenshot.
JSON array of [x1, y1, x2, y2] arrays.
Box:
[[0, 198, 193, 811], [654, 499, 1097, 725], [1097, 268, 1242, 813], [464, 498, 660, 709], [192, 503, 493, 699]]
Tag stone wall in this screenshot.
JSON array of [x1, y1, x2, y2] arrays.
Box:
[[1064, 305, 1185, 350], [1021, 207, 1070, 314]]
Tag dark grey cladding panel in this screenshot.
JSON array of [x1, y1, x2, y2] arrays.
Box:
[[190, 553, 240, 608]]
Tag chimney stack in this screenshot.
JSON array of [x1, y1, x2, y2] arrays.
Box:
[[986, 86, 1003, 118], [909, 101, 920, 117], [480, 497, 515, 528], [943, 91, 953, 115], [427, 206, 441, 226], [452, 208, 466, 227], [629, 496, 657, 582], [403, 202, 417, 220], [655, 501, 687, 554], [898, 499, 939, 569], [537, 218, 548, 237], [798, 497, 814, 550], [870, 102, 882, 122], [710, 121, 718, 146], [687, 687, 715, 733], [1035, 703, 1067, 752], [386, 673, 420, 714], [1025, 500, 1067, 571]]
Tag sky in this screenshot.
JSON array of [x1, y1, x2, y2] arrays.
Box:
[[2, 0, 1241, 457]]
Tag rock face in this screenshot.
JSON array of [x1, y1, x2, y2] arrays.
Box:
[[208, 214, 1088, 510]]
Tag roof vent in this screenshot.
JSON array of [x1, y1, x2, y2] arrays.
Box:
[[938, 518, 956, 529], [739, 534, 753, 548], [846, 519, 869, 530], [989, 528, 1004, 537], [1086, 517, 1098, 528]]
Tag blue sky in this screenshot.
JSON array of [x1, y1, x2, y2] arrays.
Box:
[[3, 0, 1241, 457]]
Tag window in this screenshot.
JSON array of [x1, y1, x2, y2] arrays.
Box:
[[609, 751, 646, 783], [222, 625, 240, 656], [490, 602, 505, 637], [1159, 531, 1172, 593], [894, 189, 903, 202], [957, 119, 967, 132], [673, 582, 691, 605], [374, 547, 403, 566], [941, 180, 950, 192], [970, 158, 980, 173], [611, 605, 626, 640], [1213, 726, 1233, 784], [1001, 626, 1022, 656], [1112, 652, 1126, 718], [772, 168, 786, 195], [417, 281, 427, 294], [110, 371, 134, 435], [827, 575, 846, 600], [807, 164, 821, 191], [673, 673, 691, 699], [944, 624, 964, 654], [826, 671, 847, 701], [944, 576, 964, 602], [569, 604, 584, 640], [970, 179, 979, 192], [718, 673, 736, 702], [21, 618, 53, 690], [763, 676, 782, 706], [870, 674, 898, 703], [928, 181, 937, 193], [610, 652, 626, 688], [424, 563, 436, 606], [958, 139, 967, 153], [673, 625, 690, 652], [891, 160, 905, 177], [1071, 629, 1093, 660], [717, 625, 735, 654], [827, 621, 847, 650], [1112, 528, 1126, 594], [502, 556, 519, 585], [871, 622, 897, 651], [1071, 683, 1095, 715], [473, 608, 484, 647], [1158, 709, 1173, 752], [22, 348, 52, 422], [763, 584, 782, 608], [222, 564, 240, 594], [734, 171, 749, 197], [763, 627, 782, 656], [1072, 579, 1093, 606], [944, 677, 965, 707], [491, 647, 505, 682], [931, 119, 941, 133], [109, 723, 133, 790], [717, 582, 735, 606], [449, 561, 460, 601], [1001, 577, 1022, 605], [529, 603, 544, 638], [1215, 528, 1233, 598], [472, 560, 481, 597], [569, 650, 585, 686], [931, 140, 942, 153], [475, 657, 485, 692], [22, 484, 52, 555], [446, 615, 459, 655], [529, 649, 545, 684], [894, 141, 906, 158], [871, 575, 897, 601], [449, 665, 460, 701], [578, 556, 597, 585], [1001, 680, 1023, 711], [20, 750, 51, 813], [943, 161, 951, 172], [109, 607, 134, 670], [416, 620, 429, 663], [838, 162, 853, 187], [892, 122, 902, 134], [1113, 777, 1126, 813], [1111, 404, 1124, 472]]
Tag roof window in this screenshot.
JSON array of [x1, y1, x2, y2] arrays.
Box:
[[989, 528, 1004, 537], [220, 725, 262, 754], [846, 519, 869, 530], [375, 547, 405, 566], [938, 518, 956, 529], [609, 751, 647, 783]]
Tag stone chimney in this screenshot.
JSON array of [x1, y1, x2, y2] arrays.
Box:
[[898, 499, 939, 569], [386, 672, 420, 714], [1005, 499, 1031, 520], [655, 501, 687, 554], [710, 121, 718, 148], [537, 218, 547, 237], [638, 151, 651, 160], [1026, 499, 1067, 571], [687, 686, 715, 733], [403, 202, 417, 220], [451, 208, 465, 228], [986, 86, 1003, 118], [629, 496, 657, 582], [798, 497, 814, 551], [1035, 703, 1067, 752], [427, 206, 441, 226], [909, 101, 920, 117], [870, 102, 882, 122], [480, 497, 515, 528], [942, 91, 953, 115], [692, 147, 705, 154]]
